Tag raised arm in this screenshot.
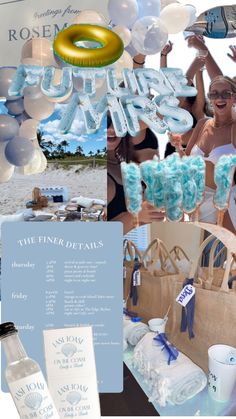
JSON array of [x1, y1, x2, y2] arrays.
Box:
[[191, 69, 206, 120], [187, 35, 222, 80], [160, 41, 173, 68]]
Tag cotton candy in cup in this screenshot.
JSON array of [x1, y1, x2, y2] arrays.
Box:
[[108, 0, 139, 27], [131, 16, 168, 55], [137, 0, 161, 18], [5, 136, 35, 166], [160, 3, 191, 34], [0, 114, 19, 142], [5, 98, 24, 116], [208, 345, 236, 402]]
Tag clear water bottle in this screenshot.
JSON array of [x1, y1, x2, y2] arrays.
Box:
[[0, 322, 59, 418], [186, 5, 236, 39]]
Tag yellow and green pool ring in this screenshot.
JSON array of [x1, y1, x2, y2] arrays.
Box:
[[53, 24, 124, 67]]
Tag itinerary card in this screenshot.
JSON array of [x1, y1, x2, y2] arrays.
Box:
[[1, 222, 123, 393]]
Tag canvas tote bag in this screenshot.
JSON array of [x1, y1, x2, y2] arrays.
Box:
[[126, 238, 185, 327], [170, 234, 236, 372], [123, 240, 143, 303]]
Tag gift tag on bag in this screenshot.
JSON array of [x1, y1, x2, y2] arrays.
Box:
[[176, 284, 195, 307], [133, 269, 141, 286]]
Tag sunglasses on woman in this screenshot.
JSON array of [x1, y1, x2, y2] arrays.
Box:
[[207, 90, 234, 100]]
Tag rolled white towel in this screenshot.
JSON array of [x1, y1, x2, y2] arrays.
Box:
[[123, 339, 128, 351], [124, 319, 149, 346], [133, 333, 207, 406]]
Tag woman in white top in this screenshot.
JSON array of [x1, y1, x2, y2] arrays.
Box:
[[172, 75, 236, 233]]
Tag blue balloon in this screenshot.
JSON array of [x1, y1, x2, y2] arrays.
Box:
[[5, 136, 35, 166], [137, 0, 161, 18], [6, 98, 24, 116], [0, 115, 19, 142]]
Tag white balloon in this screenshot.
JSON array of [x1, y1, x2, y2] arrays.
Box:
[[18, 148, 42, 175], [23, 85, 42, 99], [112, 50, 133, 79], [38, 150, 47, 172], [73, 10, 107, 26], [19, 119, 39, 140], [24, 86, 55, 121], [21, 38, 57, 67], [0, 142, 14, 182], [113, 26, 132, 47], [160, 0, 178, 9], [108, 0, 139, 27], [132, 16, 168, 55], [160, 3, 191, 34], [185, 4, 197, 26]]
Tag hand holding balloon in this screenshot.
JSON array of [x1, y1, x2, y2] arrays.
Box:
[[187, 35, 208, 56]]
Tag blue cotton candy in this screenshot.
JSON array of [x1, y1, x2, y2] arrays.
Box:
[[214, 154, 236, 210], [181, 157, 198, 213], [153, 160, 165, 209], [140, 158, 159, 204], [190, 156, 205, 206], [121, 162, 142, 215], [162, 154, 183, 221]]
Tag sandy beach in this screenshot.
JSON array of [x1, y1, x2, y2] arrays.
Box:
[[0, 163, 107, 215]]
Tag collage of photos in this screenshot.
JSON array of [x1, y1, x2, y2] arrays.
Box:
[[0, 0, 236, 418]]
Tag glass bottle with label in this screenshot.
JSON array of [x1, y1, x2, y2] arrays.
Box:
[[0, 322, 59, 418]]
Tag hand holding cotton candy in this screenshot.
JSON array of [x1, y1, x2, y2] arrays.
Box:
[[121, 161, 142, 215]]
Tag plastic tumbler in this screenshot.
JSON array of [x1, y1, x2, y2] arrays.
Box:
[[208, 344, 236, 402]]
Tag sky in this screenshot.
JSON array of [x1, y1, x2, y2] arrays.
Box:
[[40, 105, 107, 155]]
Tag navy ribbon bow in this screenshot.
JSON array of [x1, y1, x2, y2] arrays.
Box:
[[180, 278, 195, 339], [153, 333, 179, 365], [129, 257, 141, 306]]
